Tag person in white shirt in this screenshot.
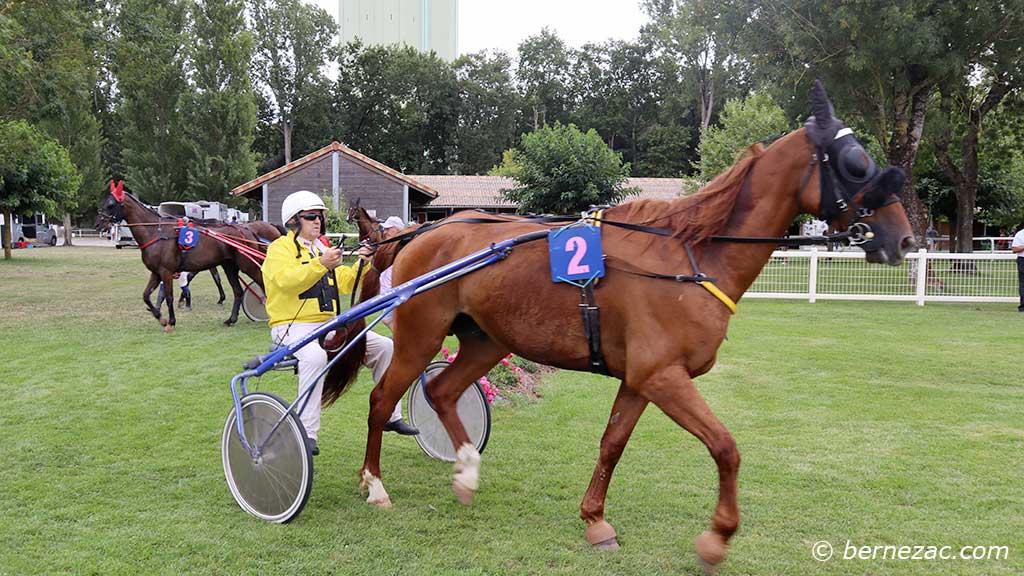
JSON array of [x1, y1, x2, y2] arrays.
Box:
[[1012, 226, 1024, 312], [376, 216, 407, 328]]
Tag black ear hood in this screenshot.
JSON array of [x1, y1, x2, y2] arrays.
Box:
[[861, 167, 905, 210]]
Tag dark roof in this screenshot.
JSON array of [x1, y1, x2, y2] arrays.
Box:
[[231, 141, 439, 199], [409, 175, 696, 208]]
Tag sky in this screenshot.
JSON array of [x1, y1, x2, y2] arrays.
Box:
[[311, 0, 651, 57]]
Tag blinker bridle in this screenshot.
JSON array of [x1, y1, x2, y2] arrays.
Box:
[[800, 127, 900, 247]]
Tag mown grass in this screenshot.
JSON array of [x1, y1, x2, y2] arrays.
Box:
[[0, 247, 1021, 575]]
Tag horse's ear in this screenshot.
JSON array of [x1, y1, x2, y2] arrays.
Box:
[[863, 167, 906, 209], [811, 80, 834, 126], [110, 179, 125, 201]]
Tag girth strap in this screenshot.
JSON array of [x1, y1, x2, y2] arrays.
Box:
[[579, 283, 610, 375]]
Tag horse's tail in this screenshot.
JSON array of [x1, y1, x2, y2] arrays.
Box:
[[320, 318, 367, 407], [319, 224, 420, 407]]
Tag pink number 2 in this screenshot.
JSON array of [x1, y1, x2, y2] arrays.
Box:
[[565, 236, 590, 275]]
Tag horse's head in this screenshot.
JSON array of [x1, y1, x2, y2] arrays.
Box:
[[96, 180, 126, 231], [798, 81, 915, 265], [345, 197, 361, 225], [347, 199, 383, 243]]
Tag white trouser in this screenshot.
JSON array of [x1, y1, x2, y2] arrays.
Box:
[[271, 323, 401, 440]]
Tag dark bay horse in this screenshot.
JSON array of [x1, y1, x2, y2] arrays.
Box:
[[97, 183, 281, 331], [344, 83, 915, 570]]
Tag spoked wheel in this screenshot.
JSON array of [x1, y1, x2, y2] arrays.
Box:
[[222, 392, 313, 523], [241, 281, 268, 323], [407, 360, 491, 462]]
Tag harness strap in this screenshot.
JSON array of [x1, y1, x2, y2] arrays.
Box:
[[579, 283, 610, 375], [138, 237, 163, 250]]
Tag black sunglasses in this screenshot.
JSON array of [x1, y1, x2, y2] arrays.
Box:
[[299, 213, 322, 222]]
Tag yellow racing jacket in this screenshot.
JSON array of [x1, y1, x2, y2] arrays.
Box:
[[262, 230, 359, 327]]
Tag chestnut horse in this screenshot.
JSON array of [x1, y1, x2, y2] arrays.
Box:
[[96, 184, 281, 331], [347, 83, 915, 570]]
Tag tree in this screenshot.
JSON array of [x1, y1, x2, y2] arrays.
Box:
[[698, 91, 790, 180], [453, 50, 521, 175], [186, 0, 258, 201], [0, 121, 80, 259], [501, 123, 638, 214], [517, 28, 574, 130], [334, 42, 459, 174], [248, 0, 336, 164], [114, 0, 193, 203], [3, 0, 105, 245], [642, 0, 749, 133], [571, 40, 662, 173], [930, 3, 1024, 252]]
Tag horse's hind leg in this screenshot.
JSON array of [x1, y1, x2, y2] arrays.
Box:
[[579, 381, 648, 550], [221, 264, 244, 325], [209, 268, 225, 305], [638, 364, 740, 572], [423, 332, 507, 505]]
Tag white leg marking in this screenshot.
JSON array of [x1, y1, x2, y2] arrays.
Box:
[[361, 469, 392, 507], [453, 442, 481, 492]]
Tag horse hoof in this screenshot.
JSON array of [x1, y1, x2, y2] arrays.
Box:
[[163, 324, 173, 334], [585, 520, 619, 550], [452, 479, 475, 506], [223, 320, 236, 326], [695, 531, 729, 567], [370, 496, 393, 509]]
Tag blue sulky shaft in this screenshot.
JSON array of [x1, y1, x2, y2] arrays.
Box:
[[230, 229, 550, 457]]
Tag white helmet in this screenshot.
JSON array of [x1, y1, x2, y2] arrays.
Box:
[[281, 190, 327, 225]]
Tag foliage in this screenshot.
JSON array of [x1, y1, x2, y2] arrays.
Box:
[[113, 0, 192, 203], [501, 123, 638, 215], [2, 0, 105, 220], [0, 120, 80, 258], [487, 149, 523, 178], [248, 0, 337, 163], [452, 50, 520, 175], [0, 120, 81, 215], [334, 42, 459, 174], [185, 0, 258, 202], [322, 195, 356, 236], [697, 91, 789, 180]]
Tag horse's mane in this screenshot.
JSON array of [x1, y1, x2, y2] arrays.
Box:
[[611, 143, 765, 245]]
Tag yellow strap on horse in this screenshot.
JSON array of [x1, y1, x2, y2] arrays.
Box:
[[697, 280, 737, 314], [592, 210, 604, 286]]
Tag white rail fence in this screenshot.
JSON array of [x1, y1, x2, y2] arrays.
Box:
[[747, 248, 1019, 305]]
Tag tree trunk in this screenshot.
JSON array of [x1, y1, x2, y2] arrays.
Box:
[[63, 212, 74, 247], [283, 120, 293, 164], [533, 106, 539, 131], [954, 181, 977, 254], [886, 80, 931, 244], [3, 208, 12, 260]]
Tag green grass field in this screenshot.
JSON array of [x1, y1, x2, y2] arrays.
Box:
[[1, 247, 1021, 575]]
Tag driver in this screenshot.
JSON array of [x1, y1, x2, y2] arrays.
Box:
[[262, 191, 419, 457]]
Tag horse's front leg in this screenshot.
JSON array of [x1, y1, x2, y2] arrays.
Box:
[[142, 272, 162, 321], [221, 264, 244, 326], [637, 364, 740, 574], [423, 334, 506, 505], [159, 270, 176, 333], [579, 381, 648, 550]]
